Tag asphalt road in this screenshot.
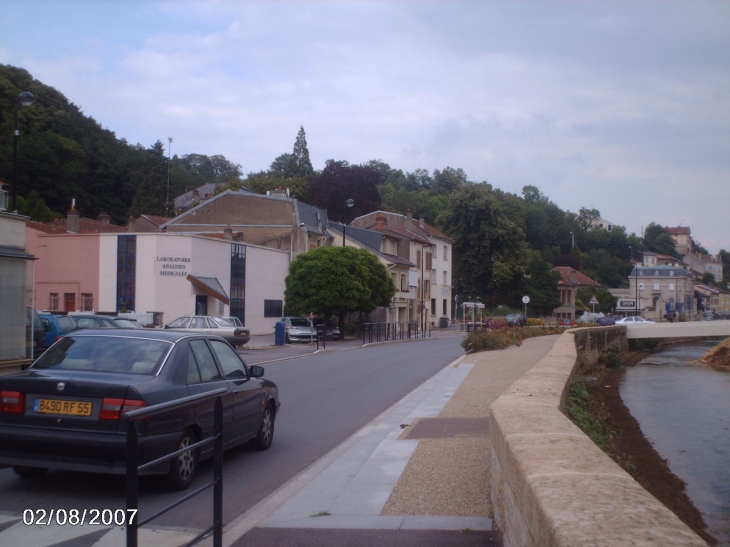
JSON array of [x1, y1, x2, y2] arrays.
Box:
[[0, 336, 465, 537]]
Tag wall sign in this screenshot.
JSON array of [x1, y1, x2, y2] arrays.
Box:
[[157, 256, 191, 276]]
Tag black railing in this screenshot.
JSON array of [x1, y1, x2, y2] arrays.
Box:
[[362, 322, 431, 344], [125, 388, 227, 547]]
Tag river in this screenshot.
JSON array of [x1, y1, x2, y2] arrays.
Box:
[[620, 340, 730, 546]]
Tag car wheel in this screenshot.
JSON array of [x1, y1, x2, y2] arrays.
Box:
[[167, 429, 198, 490], [13, 466, 48, 479], [249, 404, 275, 451]]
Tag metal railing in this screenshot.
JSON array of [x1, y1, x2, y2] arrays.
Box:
[[125, 388, 227, 547], [362, 322, 431, 344]]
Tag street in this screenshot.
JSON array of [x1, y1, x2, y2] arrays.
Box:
[[0, 336, 465, 544]]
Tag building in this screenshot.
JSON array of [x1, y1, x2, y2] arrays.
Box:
[[683, 252, 724, 283], [627, 265, 695, 321], [26, 223, 288, 334], [0, 206, 36, 368], [351, 210, 454, 326], [162, 189, 333, 262], [173, 183, 219, 213], [551, 267, 600, 321], [666, 226, 691, 255]]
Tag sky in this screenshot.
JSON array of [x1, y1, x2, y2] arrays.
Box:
[[2, 1, 729, 253]]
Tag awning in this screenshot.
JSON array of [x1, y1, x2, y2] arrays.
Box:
[[0, 244, 36, 260], [187, 275, 230, 305]]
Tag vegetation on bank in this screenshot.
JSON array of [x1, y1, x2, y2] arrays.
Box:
[[461, 325, 567, 354]]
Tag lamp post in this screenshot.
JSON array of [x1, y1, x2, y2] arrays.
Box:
[[342, 198, 354, 247], [166, 137, 173, 215], [12, 91, 36, 212], [569, 231, 574, 251]]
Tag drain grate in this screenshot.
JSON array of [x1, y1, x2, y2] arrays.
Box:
[[402, 417, 489, 439]]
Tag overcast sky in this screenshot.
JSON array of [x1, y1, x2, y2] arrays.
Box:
[[2, 1, 729, 253]]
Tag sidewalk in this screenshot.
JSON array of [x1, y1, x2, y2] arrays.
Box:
[[217, 334, 561, 547]]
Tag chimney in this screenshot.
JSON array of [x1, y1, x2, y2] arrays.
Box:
[[406, 209, 413, 221], [127, 215, 136, 232], [224, 225, 233, 240], [98, 212, 110, 224], [66, 199, 80, 233], [419, 215, 425, 229], [375, 213, 388, 231]]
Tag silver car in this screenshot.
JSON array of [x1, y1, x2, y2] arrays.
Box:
[[280, 317, 316, 343], [165, 316, 251, 347]]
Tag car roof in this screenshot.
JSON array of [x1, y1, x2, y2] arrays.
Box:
[[66, 328, 214, 343]]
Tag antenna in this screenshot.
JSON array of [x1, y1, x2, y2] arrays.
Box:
[[166, 137, 173, 214]]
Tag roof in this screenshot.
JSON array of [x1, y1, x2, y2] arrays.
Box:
[[138, 214, 170, 227], [666, 226, 690, 236], [187, 275, 230, 305], [552, 267, 599, 287], [27, 218, 128, 234], [328, 222, 416, 268], [631, 265, 689, 277], [0, 244, 35, 260], [174, 182, 220, 210]]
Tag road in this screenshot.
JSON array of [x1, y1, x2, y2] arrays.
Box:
[[0, 336, 465, 540]]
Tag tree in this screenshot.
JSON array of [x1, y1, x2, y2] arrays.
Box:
[[17, 190, 60, 222], [284, 246, 395, 319], [522, 250, 562, 316], [431, 167, 466, 196], [307, 161, 382, 222], [576, 286, 618, 315], [438, 183, 527, 309], [128, 141, 168, 217], [643, 222, 679, 257], [286, 126, 314, 178], [578, 207, 601, 231]]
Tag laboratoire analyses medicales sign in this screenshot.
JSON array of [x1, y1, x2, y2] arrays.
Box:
[[156, 256, 191, 276]]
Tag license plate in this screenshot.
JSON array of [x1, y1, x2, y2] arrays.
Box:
[[34, 398, 93, 417]]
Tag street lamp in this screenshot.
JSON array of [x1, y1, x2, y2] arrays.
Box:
[[342, 198, 355, 247], [12, 91, 36, 212], [569, 231, 574, 250]]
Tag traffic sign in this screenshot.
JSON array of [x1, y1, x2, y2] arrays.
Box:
[[589, 296, 599, 305]]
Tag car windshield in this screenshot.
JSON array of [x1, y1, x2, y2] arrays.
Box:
[[114, 319, 143, 329], [33, 336, 172, 374], [289, 318, 310, 327], [57, 317, 77, 331]]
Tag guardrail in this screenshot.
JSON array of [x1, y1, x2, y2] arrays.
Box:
[[362, 322, 431, 344], [125, 388, 227, 547]]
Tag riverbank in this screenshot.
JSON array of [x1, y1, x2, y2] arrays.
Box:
[[571, 351, 717, 546]]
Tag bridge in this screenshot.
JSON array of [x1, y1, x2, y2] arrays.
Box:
[[625, 319, 730, 339]]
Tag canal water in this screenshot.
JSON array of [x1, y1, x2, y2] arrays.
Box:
[[620, 340, 730, 546]]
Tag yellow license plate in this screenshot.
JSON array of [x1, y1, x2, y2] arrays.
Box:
[[35, 399, 93, 417]]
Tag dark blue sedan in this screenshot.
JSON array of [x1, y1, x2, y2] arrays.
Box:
[[0, 329, 280, 490]]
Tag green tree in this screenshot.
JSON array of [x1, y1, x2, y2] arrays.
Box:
[[438, 183, 527, 310], [576, 286, 618, 315], [128, 141, 168, 217], [286, 126, 314, 178], [284, 246, 395, 318], [643, 222, 679, 257], [578, 207, 601, 231], [522, 250, 562, 316], [16, 189, 60, 222], [431, 167, 466, 196]]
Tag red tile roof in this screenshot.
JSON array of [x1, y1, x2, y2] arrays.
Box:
[[27, 218, 127, 234], [552, 267, 599, 287], [666, 226, 690, 235]]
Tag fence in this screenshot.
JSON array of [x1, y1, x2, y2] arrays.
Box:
[[125, 388, 227, 547], [362, 322, 431, 344]]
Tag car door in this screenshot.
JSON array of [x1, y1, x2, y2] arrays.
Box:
[[185, 338, 236, 447], [208, 339, 263, 441]]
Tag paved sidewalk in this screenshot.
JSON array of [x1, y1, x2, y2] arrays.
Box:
[[217, 334, 560, 547]]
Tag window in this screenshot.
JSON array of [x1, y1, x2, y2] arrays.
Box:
[[443, 246, 448, 261], [443, 271, 447, 284], [210, 340, 246, 379], [81, 293, 93, 311], [432, 246, 437, 259], [230, 243, 246, 325], [431, 298, 436, 315], [117, 235, 136, 312], [669, 283, 675, 291], [49, 293, 59, 311], [264, 300, 283, 317], [442, 299, 447, 315], [653, 282, 660, 291], [189, 340, 221, 382], [191, 317, 207, 328]]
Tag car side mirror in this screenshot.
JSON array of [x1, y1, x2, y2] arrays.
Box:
[[250, 365, 265, 378]]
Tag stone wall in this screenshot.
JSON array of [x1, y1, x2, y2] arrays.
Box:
[[489, 328, 707, 547]]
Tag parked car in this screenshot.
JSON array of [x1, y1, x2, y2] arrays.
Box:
[[26, 307, 45, 356], [279, 317, 316, 343], [505, 313, 526, 327], [71, 315, 145, 330], [597, 316, 616, 326], [615, 316, 654, 324], [312, 318, 341, 340], [0, 329, 279, 490], [164, 316, 250, 347], [38, 313, 78, 348]]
